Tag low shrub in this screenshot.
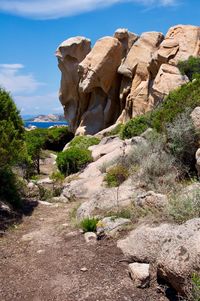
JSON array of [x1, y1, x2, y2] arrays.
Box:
[[0, 168, 22, 208], [50, 171, 65, 182], [80, 217, 99, 232], [105, 123, 123, 136], [104, 164, 129, 187], [178, 56, 200, 81], [56, 147, 92, 176], [167, 189, 200, 224], [69, 135, 100, 150], [44, 127, 74, 151], [129, 132, 181, 193], [120, 114, 151, 139], [191, 273, 200, 301], [166, 110, 198, 173]]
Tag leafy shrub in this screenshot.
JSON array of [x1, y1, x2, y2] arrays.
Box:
[[44, 127, 73, 151], [56, 147, 92, 176], [0, 88, 26, 207], [0, 88, 25, 168], [191, 273, 200, 301], [80, 217, 99, 232], [167, 189, 200, 224], [120, 114, 151, 139], [104, 164, 129, 187], [129, 132, 181, 193], [0, 168, 22, 208], [151, 78, 200, 132], [105, 123, 123, 136], [178, 56, 200, 81], [166, 110, 198, 173], [50, 171, 65, 182], [25, 129, 46, 175], [69, 135, 100, 150]]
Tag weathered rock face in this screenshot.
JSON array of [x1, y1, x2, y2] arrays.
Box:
[[118, 218, 200, 295], [56, 25, 200, 135], [56, 37, 91, 133]]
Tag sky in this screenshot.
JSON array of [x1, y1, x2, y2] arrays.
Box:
[[0, 0, 199, 116]]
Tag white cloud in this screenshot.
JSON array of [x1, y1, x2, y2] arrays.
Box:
[[0, 0, 177, 20], [15, 92, 62, 115], [0, 63, 44, 94]]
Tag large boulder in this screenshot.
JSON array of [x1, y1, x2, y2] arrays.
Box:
[[56, 25, 200, 134], [157, 25, 200, 65], [55, 37, 91, 133], [149, 64, 189, 105], [76, 37, 123, 135], [118, 218, 200, 295]]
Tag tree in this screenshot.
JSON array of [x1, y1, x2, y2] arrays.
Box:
[[25, 129, 46, 174], [0, 88, 25, 169], [0, 88, 25, 206]]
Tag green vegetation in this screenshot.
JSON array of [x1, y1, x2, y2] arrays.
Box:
[[120, 114, 151, 139], [56, 136, 99, 176], [44, 127, 74, 151], [166, 110, 198, 172], [0, 88, 25, 207], [178, 56, 200, 81], [105, 123, 123, 136], [50, 171, 65, 182], [0, 88, 25, 168], [167, 189, 200, 224], [128, 131, 180, 193], [56, 147, 92, 176], [191, 273, 200, 301], [69, 135, 100, 150], [104, 164, 129, 187], [25, 129, 46, 175], [24, 127, 73, 177], [80, 217, 99, 232]]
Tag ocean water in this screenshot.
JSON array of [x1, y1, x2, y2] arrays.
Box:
[[24, 121, 68, 129]]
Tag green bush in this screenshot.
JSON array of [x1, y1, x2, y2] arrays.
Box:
[[50, 171, 65, 182], [44, 127, 73, 151], [104, 164, 129, 187], [105, 124, 123, 136], [120, 114, 151, 139], [166, 110, 198, 172], [56, 147, 92, 176], [129, 132, 181, 193], [191, 273, 200, 301], [80, 217, 99, 232], [167, 189, 200, 224], [0, 168, 22, 208], [69, 135, 100, 150], [0, 88, 25, 168], [0, 88, 26, 207], [178, 56, 200, 81]]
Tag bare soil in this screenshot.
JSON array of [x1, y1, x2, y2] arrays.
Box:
[[0, 200, 169, 301]]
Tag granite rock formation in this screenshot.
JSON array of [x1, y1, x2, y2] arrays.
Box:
[[56, 25, 200, 135]]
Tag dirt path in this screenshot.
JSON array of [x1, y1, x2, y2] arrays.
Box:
[[0, 201, 166, 301]]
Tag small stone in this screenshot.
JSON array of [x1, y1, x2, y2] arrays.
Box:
[[37, 249, 45, 254], [84, 232, 97, 243], [62, 223, 69, 227], [80, 267, 88, 272], [128, 263, 150, 288]]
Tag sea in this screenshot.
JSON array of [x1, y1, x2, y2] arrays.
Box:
[[24, 121, 68, 129]]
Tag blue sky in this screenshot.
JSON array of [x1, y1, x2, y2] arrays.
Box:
[[0, 0, 199, 116]]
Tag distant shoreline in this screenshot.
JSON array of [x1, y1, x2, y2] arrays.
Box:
[[24, 121, 68, 129]]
